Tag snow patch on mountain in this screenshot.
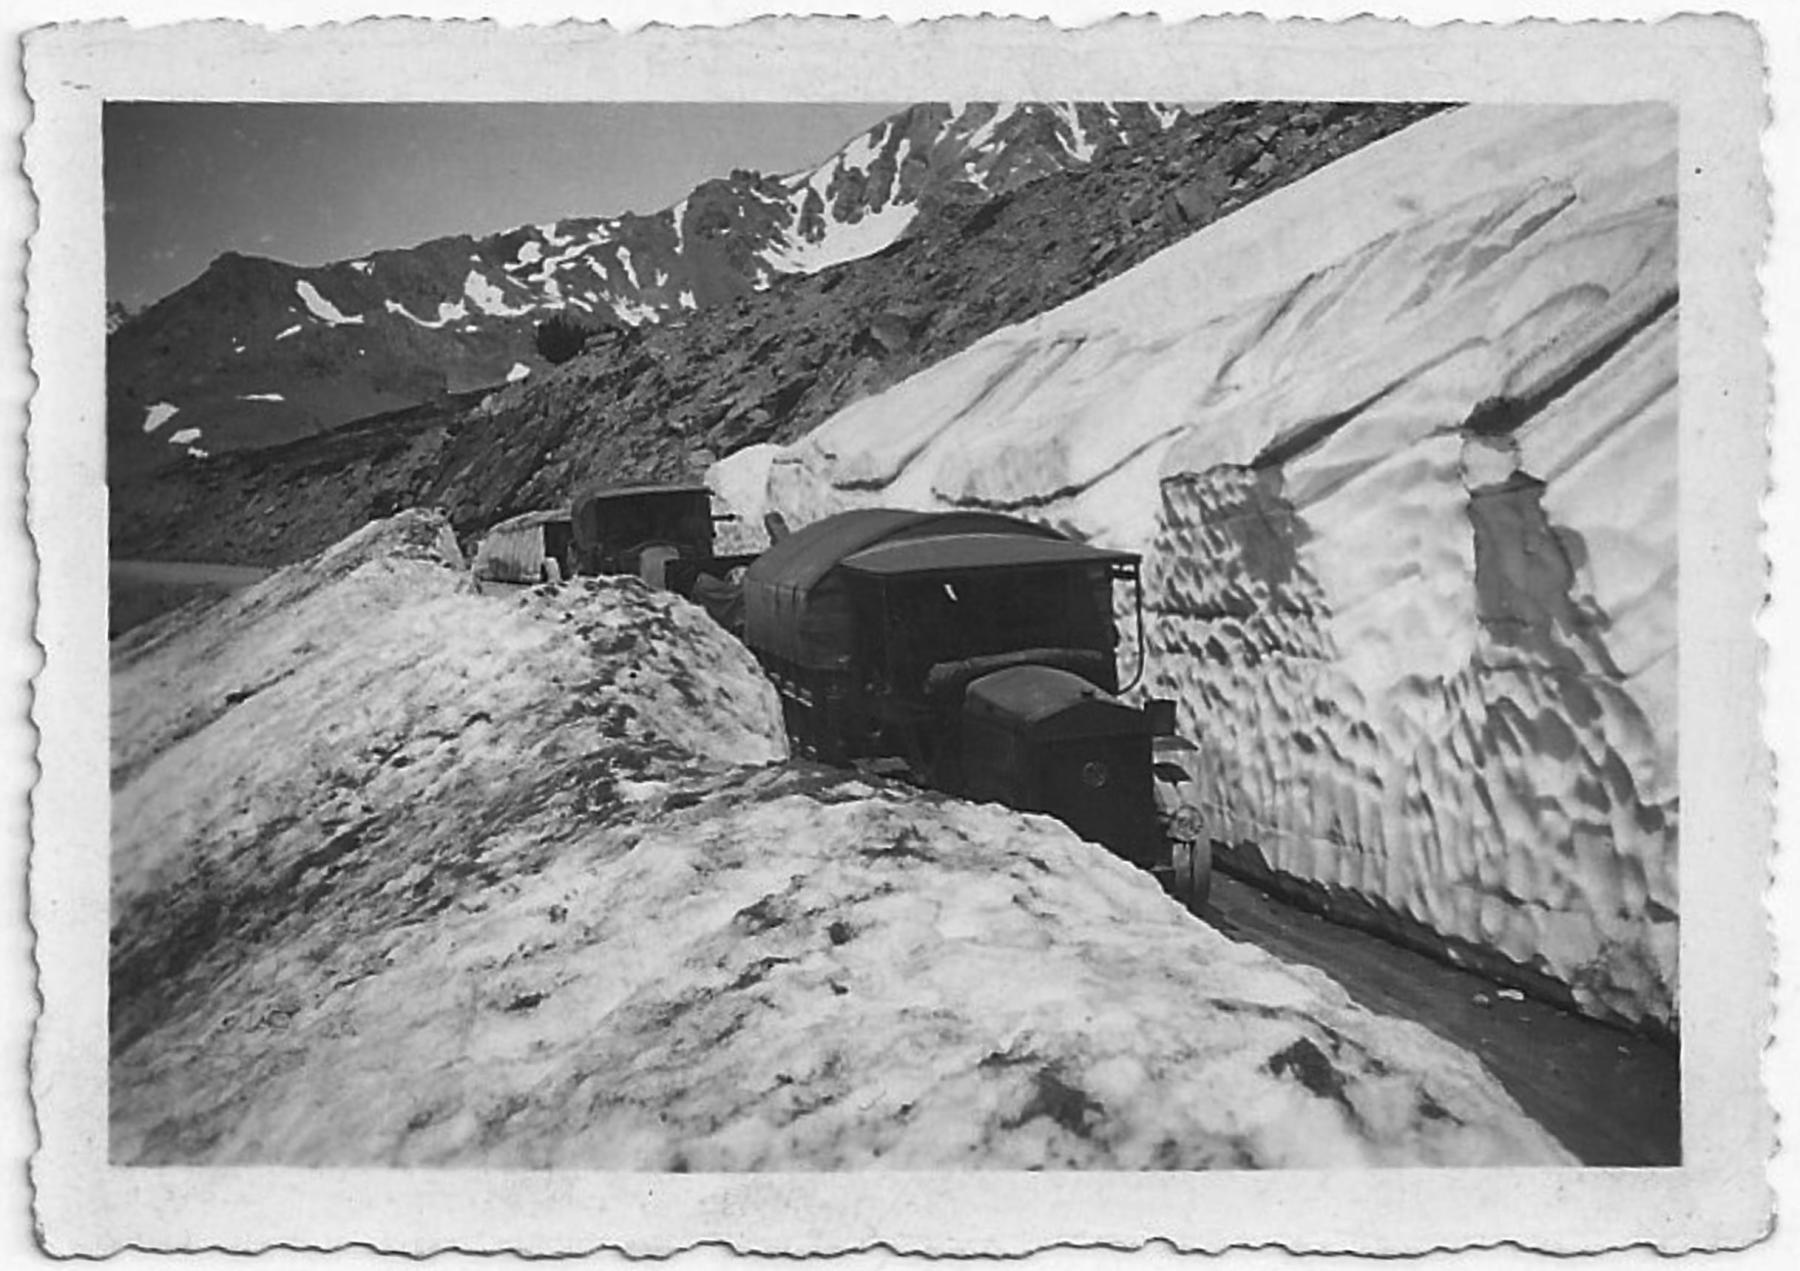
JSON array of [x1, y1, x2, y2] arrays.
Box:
[[963, 100, 1021, 155], [463, 269, 530, 317], [294, 279, 364, 326], [141, 402, 179, 434], [721, 103, 1679, 1026], [506, 362, 531, 382], [767, 196, 918, 274], [611, 295, 661, 327], [386, 297, 467, 328], [108, 510, 1571, 1168], [239, 392, 285, 402], [167, 427, 201, 446]]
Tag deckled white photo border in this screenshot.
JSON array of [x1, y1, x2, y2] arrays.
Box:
[[22, 13, 1770, 1258]]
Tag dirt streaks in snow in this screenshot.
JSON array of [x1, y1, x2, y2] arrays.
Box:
[[109, 512, 1571, 1168]]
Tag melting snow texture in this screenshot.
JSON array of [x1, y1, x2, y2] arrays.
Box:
[[720, 104, 1679, 1026], [109, 512, 1570, 1168]]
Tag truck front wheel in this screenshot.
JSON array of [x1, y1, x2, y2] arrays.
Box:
[[1171, 838, 1212, 910]]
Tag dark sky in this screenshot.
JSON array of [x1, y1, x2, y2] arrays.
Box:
[[104, 102, 903, 310]]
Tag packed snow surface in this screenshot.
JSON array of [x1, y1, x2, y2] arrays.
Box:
[[109, 512, 1569, 1168], [719, 104, 1678, 1026]]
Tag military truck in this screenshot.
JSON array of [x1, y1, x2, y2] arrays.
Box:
[[739, 507, 1209, 903]]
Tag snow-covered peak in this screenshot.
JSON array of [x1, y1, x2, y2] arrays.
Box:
[[763, 101, 1195, 278]]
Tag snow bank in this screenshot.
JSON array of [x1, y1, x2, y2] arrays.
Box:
[[707, 442, 784, 554], [719, 105, 1678, 1026], [109, 512, 1569, 1168]]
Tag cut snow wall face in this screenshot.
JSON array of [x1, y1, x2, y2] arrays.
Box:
[[730, 104, 1681, 1027], [1147, 428, 1677, 1027]]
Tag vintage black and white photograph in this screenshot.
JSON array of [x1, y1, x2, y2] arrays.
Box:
[[21, 11, 1772, 1260]]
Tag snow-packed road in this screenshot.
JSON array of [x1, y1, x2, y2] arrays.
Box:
[[1201, 874, 1677, 1166], [107, 512, 1572, 1169]]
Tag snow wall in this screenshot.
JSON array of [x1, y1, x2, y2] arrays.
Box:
[[716, 105, 1678, 1027]]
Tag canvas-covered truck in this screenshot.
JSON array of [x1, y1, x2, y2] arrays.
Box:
[[740, 507, 1209, 903], [472, 509, 576, 584], [570, 483, 758, 629]]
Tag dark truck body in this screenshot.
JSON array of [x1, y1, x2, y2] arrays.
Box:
[[569, 483, 757, 628], [741, 507, 1203, 888]]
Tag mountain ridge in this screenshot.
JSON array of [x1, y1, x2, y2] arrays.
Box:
[[109, 100, 1450, 566], [107, 101, 1197, 475]]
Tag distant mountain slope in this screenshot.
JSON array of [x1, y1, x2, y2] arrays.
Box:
[[111, 100, 1446, 565], [107, 102, 1194, 477]]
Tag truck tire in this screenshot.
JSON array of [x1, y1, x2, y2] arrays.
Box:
[[1172, 838, 1212, 909]]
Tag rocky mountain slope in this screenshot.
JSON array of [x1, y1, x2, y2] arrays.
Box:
[[109, 511, 1571, 1168], [110, 99, 1444, 564], [716, 103, 1678, 1029], [107, 102, 1192, 477]]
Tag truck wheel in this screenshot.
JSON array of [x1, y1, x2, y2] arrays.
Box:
[[1172, 839, 1212, 909], [779, 696, 810, 759]]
